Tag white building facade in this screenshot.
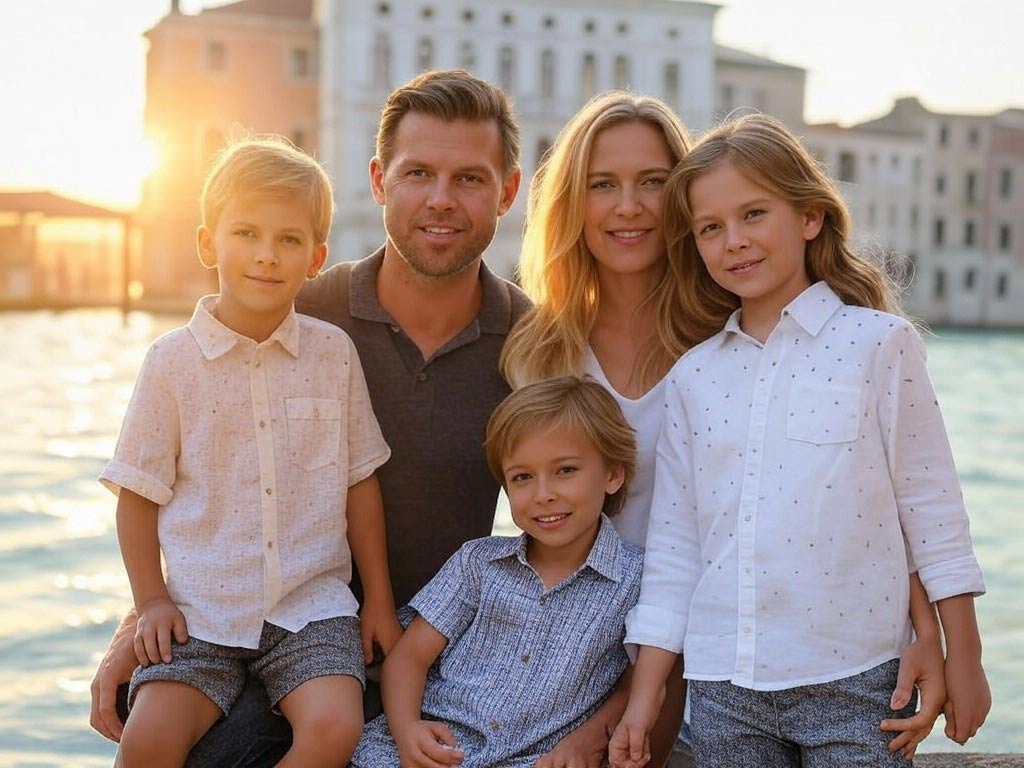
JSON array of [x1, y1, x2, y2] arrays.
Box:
[[316, 0, 719, 276]]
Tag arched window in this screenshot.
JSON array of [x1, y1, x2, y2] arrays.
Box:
[[540, 49, 555, 99], [498, 46, 515, 92], [613, 55, 629, 90], [581, 53, 596, 100], [663, 62, 680, 110], [372, 31, 392, 89], [417, 37, 434, 72], [459, 40, 476, 70]]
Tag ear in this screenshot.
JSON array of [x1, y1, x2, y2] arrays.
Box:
[[802, 206, 825, 241], [369, 157, 386, 206], [497, 166, 522, 216], [196, 226, 217, 270], [307, 242, 329, 279], [604, 463, 626, 497]]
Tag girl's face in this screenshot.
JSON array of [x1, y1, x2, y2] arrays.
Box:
[[582, 121, 674, 285], [688, 160, 823, 314]]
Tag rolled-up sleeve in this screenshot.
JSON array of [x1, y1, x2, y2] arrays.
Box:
[[625, 372, 701, 657], [99, 343, 179, 505], [877, 322, 985, 602]]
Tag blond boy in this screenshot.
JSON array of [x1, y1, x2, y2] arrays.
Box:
[[101, 138, 401, 768]]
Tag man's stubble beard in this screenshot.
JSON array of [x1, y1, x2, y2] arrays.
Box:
[[385, 215, 498, 281]]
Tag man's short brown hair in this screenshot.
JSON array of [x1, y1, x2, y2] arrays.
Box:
[[375, 69, 521, 177]]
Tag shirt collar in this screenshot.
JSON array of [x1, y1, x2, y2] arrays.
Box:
[[187, 295, 301, 360], [489, 515, 625, 583], [349, 245, 514, 335], [722, 281, 843, 339]]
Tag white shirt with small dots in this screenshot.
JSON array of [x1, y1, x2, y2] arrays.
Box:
[[625, 281, 985, 690], [101, 297, 390, 649]]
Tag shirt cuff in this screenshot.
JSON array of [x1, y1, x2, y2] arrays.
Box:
[[348, 444, 391, 487], [918, 554, 986, 602], [99, 460, 173, 506], [623, 603, 688, 662]]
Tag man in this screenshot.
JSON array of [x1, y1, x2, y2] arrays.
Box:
[[92, 70, 621, 767]]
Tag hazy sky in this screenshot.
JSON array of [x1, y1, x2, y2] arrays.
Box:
[[1, 0, 1022, 209]]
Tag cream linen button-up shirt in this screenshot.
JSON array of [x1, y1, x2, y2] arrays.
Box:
[[626, 282, 985, 690], [101, 297, 390, 649]]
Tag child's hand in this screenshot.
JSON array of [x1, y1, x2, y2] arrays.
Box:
[[943, 654, 990, 745], [880, 633, 946, 759], [534, 717, 607, 768], [360, 598, 403, 664], [608, 698, 659, 768], [133, 597, 188, 666], [395, 720, 464, 768]]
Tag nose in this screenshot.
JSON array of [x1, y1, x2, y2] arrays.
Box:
[[614, 184, 642, 217], [534, 476, 557, 505], [725, 224, 749, 253], [426, 178, 456, 212], [254, 238, 279, 264]]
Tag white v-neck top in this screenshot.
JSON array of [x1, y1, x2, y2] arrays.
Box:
[[585, 347, 669, 549], [625, 282, 985, 690]]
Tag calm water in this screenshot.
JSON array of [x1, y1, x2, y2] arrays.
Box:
[[0, 309, 1021, 766]]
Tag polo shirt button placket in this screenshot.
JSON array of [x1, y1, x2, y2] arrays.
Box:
[[417, 371, 428, 383]]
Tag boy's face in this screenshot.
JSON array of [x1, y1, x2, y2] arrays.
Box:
[[197, 194, 327, 341], [502, 425, 624, 561]]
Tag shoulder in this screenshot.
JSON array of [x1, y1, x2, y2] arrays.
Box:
[[145, 326, 196, 367], [839, 305, 921, 351], [457, 534, 518, 562], [619, 540, 645, 577], [668, 331, 727, 379], [296, 259, 356, 321], [504, 279, 532, 323]]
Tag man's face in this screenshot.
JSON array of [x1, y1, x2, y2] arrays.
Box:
[[370, 113, 521, 280]]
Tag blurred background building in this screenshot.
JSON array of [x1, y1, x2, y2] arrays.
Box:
[[24, 0, 1022, 325]]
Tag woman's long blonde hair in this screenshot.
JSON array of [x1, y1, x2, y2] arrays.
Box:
[[501, 92, 691, 390], [663, 113, 904, 344]]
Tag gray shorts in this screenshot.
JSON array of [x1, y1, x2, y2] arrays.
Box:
[[129, 616, 365, 715], [689, 658, 916, 768]]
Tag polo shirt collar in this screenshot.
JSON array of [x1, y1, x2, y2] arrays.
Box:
[[349, 245, 513, 335], [722, 281, 843, 339], [491, 515, 625, 584], [187, 295, 301, 360]]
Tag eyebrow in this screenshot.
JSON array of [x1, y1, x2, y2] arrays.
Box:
[[692, 197, 774, 223], [503, 454, 585, 472], [397, 159, 496, 177], [587, 167, 672, 179], [227, 219, 308, 234]]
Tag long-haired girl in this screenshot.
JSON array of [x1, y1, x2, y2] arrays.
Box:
[[611, 113, 989, 768]]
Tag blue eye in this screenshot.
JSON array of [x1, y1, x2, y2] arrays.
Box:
[[745, 208, 765, 220]]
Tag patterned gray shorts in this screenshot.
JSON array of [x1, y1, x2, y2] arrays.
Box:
[[689, 658, 916, 767], [128, 616, 364, 715]]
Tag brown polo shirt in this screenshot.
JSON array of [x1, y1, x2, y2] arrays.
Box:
[[295, 248, 531, 606]]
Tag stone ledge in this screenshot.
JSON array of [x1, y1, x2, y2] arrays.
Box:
[[918, 756, 1024, 767]]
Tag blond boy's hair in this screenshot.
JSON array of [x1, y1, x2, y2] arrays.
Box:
[[376, 69, 521, 177], [201, 136, 335, 244], [484, 377, 637, 517]]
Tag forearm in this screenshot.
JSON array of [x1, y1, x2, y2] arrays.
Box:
[[115, 489, 167, 607], [937, 594, 983, 660], [347, 474, 396, 607], [909, 572, 940, 641], [381, 649, 431, 736]]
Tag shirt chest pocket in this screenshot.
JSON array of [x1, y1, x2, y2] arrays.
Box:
[[786, 382, 862, 444], [286, 397, 342, 471]]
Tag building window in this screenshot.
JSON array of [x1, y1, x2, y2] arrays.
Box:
[[536, 137, 552, 167], [616, 21, 629, 35], [542, 15, 555, 29], [912, 157, 922, 184], [910, 206, 919, 230], [501, 12, 514, 26], [837, 151, 856, 183], [934, 269, 946, 299], [720, 84, 735, 114], [933, 218, 945, 247], [289, 47, 311, 79], [416, 37, 434, 71], [420, 5, 434, 19], [891, 154, 900, 169], [584, 19, 596, 34], [888, 204, 898, 227], [938, 123, 949, 146], [459, 41, 476, 70], [373, 31, 392, 88], [498, 46, 515, 92], [964, 268, 976, 291], [1000, 168, 1014, 199], [613, 55, 630, 90], [461, 8, 474, 22], [663, 62, 680, 111], [965, 171, 977, 204], [999, 223, 1012, 251], [867, 204, 877, 227], [996, 273, 1009, 298], [292, 129, 306, 151], [581, 53, 596, 100], [964, 219, 976, 246], [935, 174, 945, 195], [205, 40, 226, 72], [377, 2, 390, 14], [667, 27, 679, 39], [540, 49, 555, 99], [969, 126, 980, 147]]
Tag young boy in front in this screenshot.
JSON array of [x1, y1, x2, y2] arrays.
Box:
[[100, 138, 401, 768], [350, 376, 644, 768]]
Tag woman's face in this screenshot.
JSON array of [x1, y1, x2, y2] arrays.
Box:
[[583, 120, 674, 285]]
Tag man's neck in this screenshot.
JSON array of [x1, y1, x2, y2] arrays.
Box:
[[376, 243, 485, 360]]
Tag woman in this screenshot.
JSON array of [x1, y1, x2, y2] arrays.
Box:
[[502, 91, 694, 767]]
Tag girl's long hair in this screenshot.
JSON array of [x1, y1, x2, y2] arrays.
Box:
[[501, 92, 692, 390], [663, 113, 905, 346]]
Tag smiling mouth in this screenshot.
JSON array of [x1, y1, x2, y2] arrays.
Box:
[[246, 275, 283, 284], [534, 512, 572, 526], [608, 229, 651, 240], [421, 226, 462, 235], [728, 258, 764, 274]]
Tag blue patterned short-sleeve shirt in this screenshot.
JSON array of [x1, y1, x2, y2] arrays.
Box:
[[352, 516, 643, 768]]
